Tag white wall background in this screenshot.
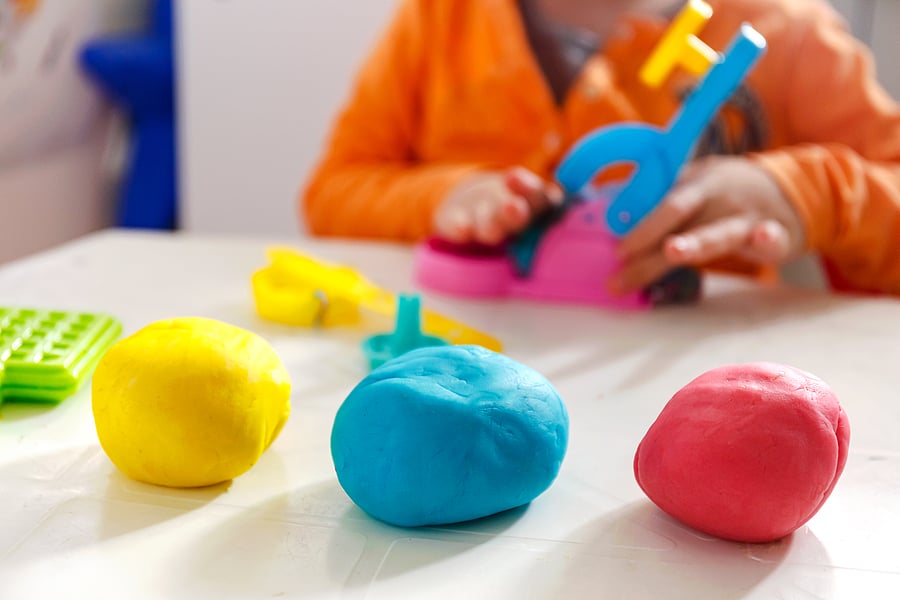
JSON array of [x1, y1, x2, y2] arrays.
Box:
[[870, 0, 900, 100], [830, 0, 873, 39], [177, 0, 900, 236], [831, 0, 900, 96], [177, 0, 398, 236]]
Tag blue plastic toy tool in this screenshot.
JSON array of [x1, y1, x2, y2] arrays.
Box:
[[361, 294, 449, 370], [0, 308, 122, 405], [556, 21, 767, 236]]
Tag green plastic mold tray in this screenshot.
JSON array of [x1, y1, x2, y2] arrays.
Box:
[[0, 307, 122, 405]]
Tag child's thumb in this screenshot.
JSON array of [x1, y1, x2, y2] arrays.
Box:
[[503, 167, 541, 194], [742, 220, 792, 265], [504, 167, 563, 212]]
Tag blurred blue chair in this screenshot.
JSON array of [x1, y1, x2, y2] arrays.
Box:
[[80, 0, 176, 229]]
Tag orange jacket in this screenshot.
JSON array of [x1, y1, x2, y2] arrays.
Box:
[[302, 0, 900, 295]]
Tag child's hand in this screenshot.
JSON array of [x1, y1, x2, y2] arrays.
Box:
[[433, 167, 564, 245], [610, 156, 806, 293]]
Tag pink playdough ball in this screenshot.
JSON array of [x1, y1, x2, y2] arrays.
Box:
[[633, 362, 850, 543]]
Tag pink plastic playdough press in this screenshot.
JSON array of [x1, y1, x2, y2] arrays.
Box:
[[415, 186, 646, 309]]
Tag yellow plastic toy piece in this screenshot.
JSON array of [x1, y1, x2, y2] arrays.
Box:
[[251, 247, 503, 352], [252, 249, 364, 327], [639, 0, 720, 88]]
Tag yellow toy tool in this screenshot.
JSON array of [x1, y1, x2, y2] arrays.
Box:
[[251, 247, 503, 352], [639, 0, 719, 88]]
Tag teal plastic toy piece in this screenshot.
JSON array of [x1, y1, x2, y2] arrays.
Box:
[[556, 24, 767, 236], [0, 308, 122, 404], [361, 295, 449, 370]]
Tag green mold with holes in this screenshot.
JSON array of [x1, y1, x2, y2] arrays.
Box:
[[0, 308, 122, 404]]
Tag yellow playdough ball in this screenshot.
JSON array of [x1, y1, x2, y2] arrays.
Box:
[[92, 317, 291, 488]]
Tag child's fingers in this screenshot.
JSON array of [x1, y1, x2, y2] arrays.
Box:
[[504, 167, 540, 192], [617, 179, 707, 261], [608, 251, 672, 294], [663, 216, 755, 265], [475, 193, 535, 243], [473, 201, 508, 245], [496, 195, 531, 232], [505, 168, 564, 215], [612, 218, 790, 293], [438, 188, 529, 245], [543, 183, 565, 207], [739, 220, 792, 264], [433, 208, 474, 243]]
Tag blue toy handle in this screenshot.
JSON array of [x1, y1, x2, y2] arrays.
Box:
[[556, 125, 663, 194], [555, 24, 767, 237], [664, 24, 767, 169], [606, 24, 766, 235]]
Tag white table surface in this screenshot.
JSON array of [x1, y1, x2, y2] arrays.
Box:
[[1, 229, 899, 599]]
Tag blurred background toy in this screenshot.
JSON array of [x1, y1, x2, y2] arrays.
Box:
[[252, 247, 503, 352], [361, 294, 449, 370], [80, 0, 176, 229]]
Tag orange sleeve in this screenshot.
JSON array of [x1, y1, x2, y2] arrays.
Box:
[[750, 5, 900, 294], [300, 0, 482, 241]]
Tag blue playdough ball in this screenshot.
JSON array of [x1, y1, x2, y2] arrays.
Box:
[[331, 345, 569, 527]]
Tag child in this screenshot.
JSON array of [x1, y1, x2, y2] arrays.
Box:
[[301, 0, 900, 297]]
